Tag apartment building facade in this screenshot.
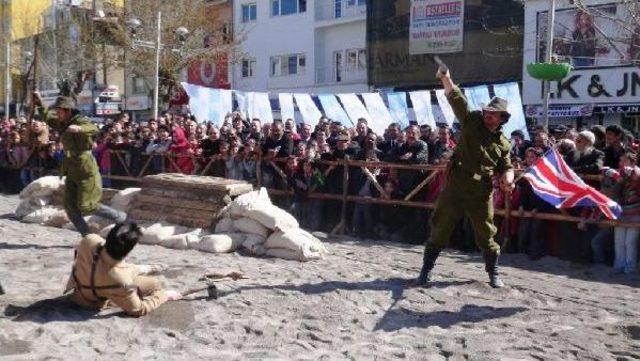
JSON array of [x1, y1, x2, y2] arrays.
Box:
[[232, 0, 369, 94]]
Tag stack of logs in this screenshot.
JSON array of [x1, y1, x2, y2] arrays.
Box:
[[129, 173, 253, 229]]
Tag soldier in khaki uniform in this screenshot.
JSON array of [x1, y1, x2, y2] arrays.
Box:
[[414, 66, 515, 288], [64, 222, 182, 316], [33, 93, 126, 235]]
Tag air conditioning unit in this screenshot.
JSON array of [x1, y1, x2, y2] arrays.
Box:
[[205, 0, 229, 5]]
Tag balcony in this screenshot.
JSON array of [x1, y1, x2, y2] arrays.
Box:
[[316, 66, 366, 85], [315, 0, 366, 24]]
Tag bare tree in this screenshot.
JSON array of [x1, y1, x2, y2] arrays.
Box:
[[120, 0, 244, 103]]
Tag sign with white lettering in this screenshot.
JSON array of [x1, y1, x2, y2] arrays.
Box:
[[96, 102, 121, 115], [409, 0, 464, 54], [525, 104, 594, 118]]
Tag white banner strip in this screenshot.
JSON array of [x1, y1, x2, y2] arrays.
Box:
[[278, 93, 295, 122], [294, 93, 323, 127], [493, 82, 530, 140], [336, 93, 371, 126], [387, 92, 409, 129], [409, 90, 435, 128], [435, 89, 456, 126], [362, 93, 394, 135], [463, 85, 491, 111], [249, 92, 273, 124], [318, 94, 352, 125]]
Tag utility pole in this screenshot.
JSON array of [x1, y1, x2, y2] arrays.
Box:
[[4, 41, 10, 123], [542, 0, 556, 130], [153, 11, 161, 120]]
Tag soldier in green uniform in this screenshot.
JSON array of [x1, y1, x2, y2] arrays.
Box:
[[33, 92, 126, 236], [414, 66, 515, 288]]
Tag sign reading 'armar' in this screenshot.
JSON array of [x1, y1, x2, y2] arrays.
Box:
[[409, 0, 465, 55]]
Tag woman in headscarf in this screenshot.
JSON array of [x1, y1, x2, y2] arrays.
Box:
[[168, 126, 195, 174]]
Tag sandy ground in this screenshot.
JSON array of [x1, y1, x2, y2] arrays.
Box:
[[0, 194, 639, 360]]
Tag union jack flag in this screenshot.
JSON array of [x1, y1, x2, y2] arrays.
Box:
[[523, 149, 622, 220]]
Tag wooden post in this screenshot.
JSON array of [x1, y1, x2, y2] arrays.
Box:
[[502, 188, 511, 250], [331, 157, 350, 235]]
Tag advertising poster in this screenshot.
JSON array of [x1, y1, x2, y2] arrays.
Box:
[[409, 0, 465, 54]]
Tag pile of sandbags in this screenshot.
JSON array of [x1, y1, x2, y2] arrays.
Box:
[[15, 176, 68, 226], [129, 174, 253, 229], [213, 188, 329, 261], [15, 176, 327, 262]]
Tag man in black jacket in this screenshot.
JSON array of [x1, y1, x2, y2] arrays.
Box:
[[379, 123, 402, 162], [603, 125, 626, 168]]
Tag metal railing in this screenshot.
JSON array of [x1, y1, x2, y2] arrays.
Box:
[[315, 66, 366, 85]]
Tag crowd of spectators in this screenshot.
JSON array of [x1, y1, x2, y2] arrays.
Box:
[[0, 110, 638, 273]]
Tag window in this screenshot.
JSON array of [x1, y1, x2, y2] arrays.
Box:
[[347, 0, 366, 5], [241, 3, 257, 23], [271, 0, 306, 16], [133, 77, 146, 94], [346, 48, 366, 70], [242, 58, 256, 78], [270, 54, 306, 76]]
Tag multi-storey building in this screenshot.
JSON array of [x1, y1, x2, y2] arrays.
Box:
[[232, 0, 369, 94]]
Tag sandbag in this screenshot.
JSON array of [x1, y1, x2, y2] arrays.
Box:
[[233, 217, 269, 238], [139, 223, 187, 245], [214, 217, 235, 233], [44, 211, 70, 228], [244, 204, 299, 231], [19, 176, 64, 199], [265, 248, 308, 262], [227, 188, 271, 218], [196, 233, 246, 253], [110, 188, 141, 212], [242, 234, 266, 255], [264, 229, 327, 261], [22, 206, 67, 225], [15, 200, 38, 219], [160, 233, 200, 250]]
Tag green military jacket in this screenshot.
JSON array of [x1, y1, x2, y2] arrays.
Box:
[[39, 107, 98, 153], [39, 107, 102, 214], [447, 87, 512, 181]]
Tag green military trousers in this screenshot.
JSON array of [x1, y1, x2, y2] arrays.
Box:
[[63, 153, 103, 216], [427, 172, 501, 256]]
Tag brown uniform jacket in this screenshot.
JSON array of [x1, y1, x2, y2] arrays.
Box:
[[65, 234, 168, 316]]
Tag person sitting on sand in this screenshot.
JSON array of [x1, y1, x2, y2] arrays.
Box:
[[64, 222, 182, 316]]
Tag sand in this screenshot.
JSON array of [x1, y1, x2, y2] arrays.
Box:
[[0, 194, 639, 360]]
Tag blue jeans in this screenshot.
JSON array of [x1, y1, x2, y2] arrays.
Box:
[[68, 203, 127, 236]]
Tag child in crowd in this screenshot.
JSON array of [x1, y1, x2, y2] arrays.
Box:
[[613, 152, 640, 274], [223, 143, 243, 180], [288, 158, 323, 230]]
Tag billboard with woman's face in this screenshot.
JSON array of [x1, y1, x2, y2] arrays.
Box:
[[537, 4, 636, 68]]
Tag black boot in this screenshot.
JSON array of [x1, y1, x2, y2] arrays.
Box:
[[484, 253, 505, 288], [413, 247, 441, 286], [0, 282, 4, 295]]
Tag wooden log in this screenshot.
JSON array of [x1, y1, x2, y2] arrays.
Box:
[[129, 209, 213, 229], [141, 174, 253, 195], [132, 203, 220, 220], [134, 194, 223, 212], [139, 188, 227, 204]]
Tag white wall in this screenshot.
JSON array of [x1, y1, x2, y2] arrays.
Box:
[[232, 0, 368, 94]]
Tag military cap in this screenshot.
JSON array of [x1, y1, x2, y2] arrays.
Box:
[[49, 96, 77, 110]]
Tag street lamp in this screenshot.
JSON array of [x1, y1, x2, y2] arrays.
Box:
[[126, 12, 189, 121]]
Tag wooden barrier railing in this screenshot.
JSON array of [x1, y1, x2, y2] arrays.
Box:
[[71, 150, 640, 242]]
